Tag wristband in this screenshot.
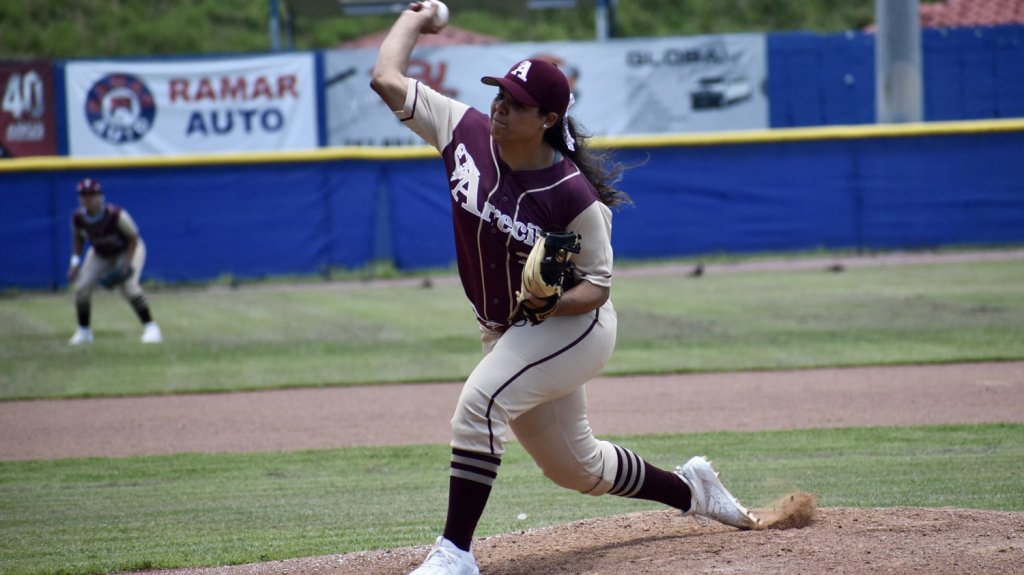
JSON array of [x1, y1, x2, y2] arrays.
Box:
[[70, 255, 81, 267]]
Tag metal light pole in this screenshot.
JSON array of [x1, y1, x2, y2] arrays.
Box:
[[595, 0, 617, 41], [875, 0, 923, 123], [269, 0, 282, 52]]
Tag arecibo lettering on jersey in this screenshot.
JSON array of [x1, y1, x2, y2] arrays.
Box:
[[401, 78, 605, 332], [449, 142, 544, 246]]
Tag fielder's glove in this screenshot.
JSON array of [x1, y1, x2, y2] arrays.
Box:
[[99, 266, 133, 289], [509, 231, 581, 325]]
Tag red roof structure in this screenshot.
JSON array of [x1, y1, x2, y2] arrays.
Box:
[[919, 0, 1024, 27], [337, 25, 502, 49]]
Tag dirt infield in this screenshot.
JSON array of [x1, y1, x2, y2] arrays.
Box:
[[4, 362, 1022, 461], [140, 507, 1024, 575], [6, 362, 1021, 574]]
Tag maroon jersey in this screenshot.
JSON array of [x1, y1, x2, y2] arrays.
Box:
[[444, 108, 599, 327], [71, 202, 132, 258], [399, 80, 613, 331]]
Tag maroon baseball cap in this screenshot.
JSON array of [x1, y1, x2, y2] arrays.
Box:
[[481, 58, 571, 115], [76, 178, 102, 195]]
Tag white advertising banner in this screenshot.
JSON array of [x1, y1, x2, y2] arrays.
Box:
[[325, 34, 767, 147], [66, 54, 318, 156]]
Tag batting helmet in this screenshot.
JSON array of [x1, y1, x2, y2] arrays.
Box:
[[76, 178, 103, 195]]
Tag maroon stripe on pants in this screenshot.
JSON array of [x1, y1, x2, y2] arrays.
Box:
[[484, 308, 601, 454]]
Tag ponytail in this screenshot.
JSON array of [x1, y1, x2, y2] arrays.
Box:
[[543, 116, 633, 209]]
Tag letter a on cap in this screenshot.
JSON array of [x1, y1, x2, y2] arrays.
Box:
[[511, 61, 532, 82]]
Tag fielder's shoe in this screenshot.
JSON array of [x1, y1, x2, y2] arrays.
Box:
[[408, 536, 479, 575], [68, 327, 94, 345], [141, 322, 163, 344], [676, 455, 760, 529]]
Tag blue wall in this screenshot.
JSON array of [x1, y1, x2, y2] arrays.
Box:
[[767, 25, 1024, 127], [1, 162, 385, 289], [4, 124, 1023, 290], [611, 129, 1024, 259]]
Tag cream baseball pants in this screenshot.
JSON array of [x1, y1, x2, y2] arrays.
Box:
[[73, 240, 148, 303], [451, 300, 623, 496]]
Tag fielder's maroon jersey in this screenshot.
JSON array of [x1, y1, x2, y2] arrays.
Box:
[[71, 202, 138, 258], [396, 80, 614, 331]]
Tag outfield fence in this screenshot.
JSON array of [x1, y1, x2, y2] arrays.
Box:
[[3, 118, 1023, 290]]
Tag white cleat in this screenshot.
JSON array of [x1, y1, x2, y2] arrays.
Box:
[[676, 455, 760, 529], [141, 322, 163, 344], [408, 536, 479, 575], [68, 327, 94, 345]]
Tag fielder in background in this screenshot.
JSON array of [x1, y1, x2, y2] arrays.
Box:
[[67, 177, 162, 345], [371, 3, 758, 574]]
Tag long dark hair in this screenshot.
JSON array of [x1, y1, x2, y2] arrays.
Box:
[[543, 115, 633, 209]]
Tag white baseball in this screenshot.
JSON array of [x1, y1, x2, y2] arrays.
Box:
[[421, 0, 449, 29]]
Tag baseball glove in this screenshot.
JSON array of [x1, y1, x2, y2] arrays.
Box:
[[509, 231, 581, 325], [99, 266, 133, 289]]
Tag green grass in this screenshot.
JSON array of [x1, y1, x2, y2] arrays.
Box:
[[612, 259, 1024, 372], [0, 424, 1021, 575], [2, 258, 1023, 400], [1, 254, 1022, 574]]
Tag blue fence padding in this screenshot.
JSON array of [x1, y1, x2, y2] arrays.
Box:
[[0, 162, 379, 289], [384, 158, 455, 270], [858, 132, 1024, 248], [611, 142, 862, 258], [609, 130, 1024, 260], [767, 31, 876, 128], [322, 160, 378, 271], [1, 173, 61, 289], [768, 25, 1024, 128], [924, 28, 1004, 121], [3, 126, 1023, 290], [994, 30, 1024, 117]]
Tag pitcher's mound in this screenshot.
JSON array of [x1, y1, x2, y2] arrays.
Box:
[[144, 506, 1024, 575]]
